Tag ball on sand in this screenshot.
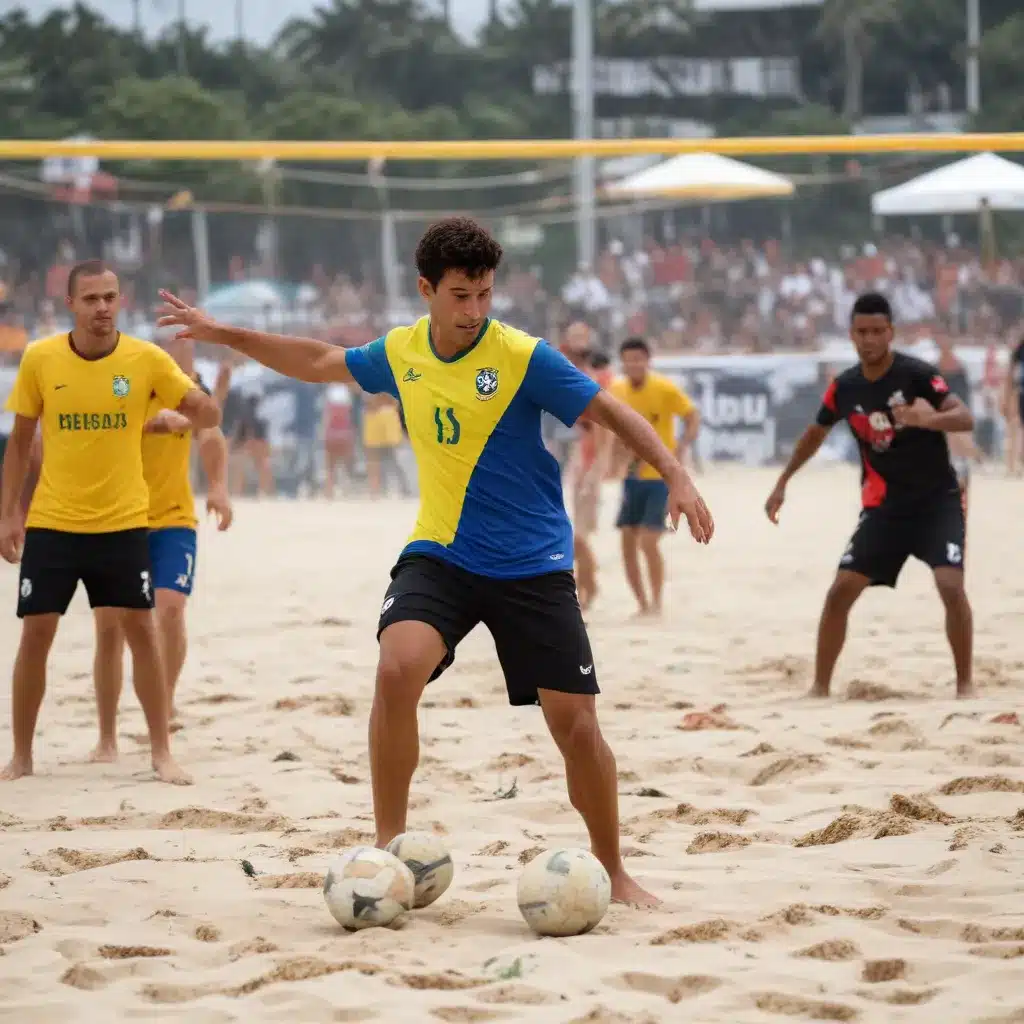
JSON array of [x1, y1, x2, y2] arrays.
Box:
[[323, 846, 415, 930], [517, 848, 611, 937], [385, 831, 455, 908]]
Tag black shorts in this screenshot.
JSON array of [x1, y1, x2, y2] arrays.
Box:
[[17, 528, 154, 618], [376, 554, 598, 706], [838, 492, 966, 588]]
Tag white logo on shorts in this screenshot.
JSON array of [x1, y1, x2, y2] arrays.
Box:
[[381, 596, 395, 614], [580, 664, 593, 675], [840, 541, 854, 564], [946, 542, 962, 564], [19, 578, 31, 599], [140, 570, 151, 600]]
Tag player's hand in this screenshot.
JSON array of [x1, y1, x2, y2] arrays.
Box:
[[206, 488, 234, 531], [0, 516, 25, 564], [157, 290, 220, 343], [892, 397, 936, 429], [765, 481, 786, 524], [667, 472, 714, 544]]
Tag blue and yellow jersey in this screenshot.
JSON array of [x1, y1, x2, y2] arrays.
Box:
[[345, 317, 600, 578]]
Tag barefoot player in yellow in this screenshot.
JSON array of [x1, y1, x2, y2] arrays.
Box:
[[91, 336, 233, 761], [0, 261, 221, 784]]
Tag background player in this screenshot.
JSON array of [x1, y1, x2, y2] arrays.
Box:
[[155, 216, 714, 908], [562, 328, 613, 611], [610, 337, 701, 616], [0, 260, 220, 784], [765, 292, 975, 698], [90, 336, 233, 762]]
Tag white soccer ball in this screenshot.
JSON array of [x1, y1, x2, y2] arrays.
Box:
[[517, 847, 611, 937], [385, 831, 454, 908], [322, 846, 415, 931]]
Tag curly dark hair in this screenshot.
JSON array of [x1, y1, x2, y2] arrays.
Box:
[[414, 216, 503, 289]]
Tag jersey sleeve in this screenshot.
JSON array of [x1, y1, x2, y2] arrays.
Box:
[[150, 346, 197, 410], [915, 363, 953, 409], [4, 345, 43, 418], [669, 381, 695, 418], [815, 378, 840, 427], [344, 337, 399, 398], [521, 340, 600, 427]]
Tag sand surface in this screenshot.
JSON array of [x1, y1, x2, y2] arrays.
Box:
[[0, 466, 1022, 1024]]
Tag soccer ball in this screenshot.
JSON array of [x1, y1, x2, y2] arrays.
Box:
[[385, 831, 455, 908], [516, 848, 611, 937], [322, 846, 415, 930]]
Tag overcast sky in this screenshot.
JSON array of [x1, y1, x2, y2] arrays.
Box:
[[4, 1, 492, 44], [6, 0, 822, 46]]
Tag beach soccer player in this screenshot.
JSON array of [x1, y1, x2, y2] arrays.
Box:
[[90, 336, 233, 761], [0, 261, 220, 784], [765, 292, 975, 699], [155, 216, 714, 906], [610, 337, 701, 616]]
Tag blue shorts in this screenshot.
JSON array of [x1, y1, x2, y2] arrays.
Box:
[[616, 479, 669, 531], [148, 527, 198, 596]]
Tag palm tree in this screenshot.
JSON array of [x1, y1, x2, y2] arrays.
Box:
[[816, 0, 898, 120]]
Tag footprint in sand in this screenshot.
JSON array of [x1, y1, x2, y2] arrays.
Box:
[[0, 911, 41, 945], [753, 992, 858, 1021], [616, 971, 722, 1003], [27, 847, 151, 876], [430, 1010, 515, 1023], [256, 872, 322, 889]]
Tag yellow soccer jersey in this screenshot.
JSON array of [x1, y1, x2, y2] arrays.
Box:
[[4, 332, 195, 533], [609, 372, 695, 480], [142, 373, 207, 530], [344, 317, 600, 578]]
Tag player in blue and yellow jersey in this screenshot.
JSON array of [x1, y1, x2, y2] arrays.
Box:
[[156, 217, 714, 906], [89, 336, 233, 762], [0, 261, 221, 785]]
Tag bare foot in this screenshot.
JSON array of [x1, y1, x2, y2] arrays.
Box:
[[807, 684, 831, 699], [0, 756, 33, 781], [610, 871, 661, 908], [89, 742, 118, 763], [152, 753, 193, 786], [956, 683, 976, 699]]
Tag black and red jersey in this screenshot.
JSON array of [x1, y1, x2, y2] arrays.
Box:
[[816, 352, 958, 509]]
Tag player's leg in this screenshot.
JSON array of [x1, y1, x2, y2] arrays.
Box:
[[3, 529, 79, 779], [636, 481, 669, 614], [811, 509, 905, 697], [82, 529, 190, 785], [573, 482, 599, 610], [366, 447, 381, 498], [91, 607, 125, 762], [485, 571, 656, 907], [149, 528, 198, 719], [616, 482, 648, 613], [913, 494, 973, 697], [370, 556, 480, 846]]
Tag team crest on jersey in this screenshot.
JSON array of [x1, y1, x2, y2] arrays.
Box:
[[112, 375, 130, 397], [475, 367, 499, 401]]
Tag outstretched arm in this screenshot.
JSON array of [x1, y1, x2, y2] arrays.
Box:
[[157, 290, 353, 385]]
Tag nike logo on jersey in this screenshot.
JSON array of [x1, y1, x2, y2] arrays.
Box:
[[54, 384, 67, 390], [403, 368, 422, 382]]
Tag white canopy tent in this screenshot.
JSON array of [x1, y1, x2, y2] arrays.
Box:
[[604, 152, 795, 202], [871, 152, 1024, 216]]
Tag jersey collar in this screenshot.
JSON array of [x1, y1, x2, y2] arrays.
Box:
[[427, 318, 490, 364]]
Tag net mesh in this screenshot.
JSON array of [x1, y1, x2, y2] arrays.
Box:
[[0, 145, 1020, 492]]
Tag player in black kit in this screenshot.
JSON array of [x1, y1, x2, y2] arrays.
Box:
[[765, 292, 976, 698]]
